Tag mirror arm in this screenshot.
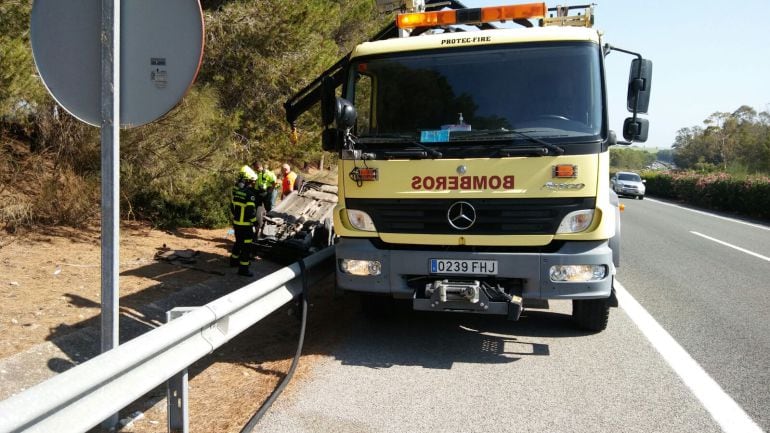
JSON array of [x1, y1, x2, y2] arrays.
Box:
[[605, 44, 648, 143], [604, 44, 644, 121]]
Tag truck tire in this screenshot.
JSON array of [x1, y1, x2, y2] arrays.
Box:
[[572, 298, 610, 332]]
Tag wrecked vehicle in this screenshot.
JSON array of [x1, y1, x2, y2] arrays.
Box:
[[253, 181, 337, 261]]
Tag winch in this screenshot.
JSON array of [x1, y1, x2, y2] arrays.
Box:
[[415, 279, 524, 320]]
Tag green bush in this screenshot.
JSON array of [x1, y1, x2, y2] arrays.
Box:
[[641, 171, 770, 220], [128, 173, 233, 229]]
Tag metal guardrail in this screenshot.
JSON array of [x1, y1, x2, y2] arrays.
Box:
[[0, 247, 335, 433]]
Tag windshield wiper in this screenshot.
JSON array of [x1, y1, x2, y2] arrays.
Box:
[[408, 140, 443, 158], [453, 129, 565, 156], [358, 135, 443, 158], [381, 150, 429, 159], [498, 146, 551, 157], [507, 129, 565, 155]]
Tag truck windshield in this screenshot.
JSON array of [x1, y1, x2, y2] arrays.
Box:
[[347, 42, 603, 147]]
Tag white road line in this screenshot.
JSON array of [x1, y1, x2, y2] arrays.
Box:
[[614, 280, 765, 433], [646, 198, 770, 231], [690, 231, 770, 262]]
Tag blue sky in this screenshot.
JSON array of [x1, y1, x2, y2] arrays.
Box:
[[461, 0, 770, 148]]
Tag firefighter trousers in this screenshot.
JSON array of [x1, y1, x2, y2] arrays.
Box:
[[230, 225, 254, 266]]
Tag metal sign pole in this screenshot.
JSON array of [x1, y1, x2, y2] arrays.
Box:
[[31, 9, 203, 422], [100, 0, 120, 428]]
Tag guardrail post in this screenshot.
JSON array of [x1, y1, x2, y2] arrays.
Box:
[[166, 307, 196, 433]]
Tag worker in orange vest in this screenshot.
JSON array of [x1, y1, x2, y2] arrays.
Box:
[[280, 163, 298, 199]]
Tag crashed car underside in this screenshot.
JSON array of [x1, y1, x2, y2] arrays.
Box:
[[254, 181, 337, 261]]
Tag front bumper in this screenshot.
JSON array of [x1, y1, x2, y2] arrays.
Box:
[[335, 238, 614, 300], [617, 186, 644, 196]]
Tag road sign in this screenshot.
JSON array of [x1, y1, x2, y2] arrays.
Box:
[[31, 0, 204, 128]]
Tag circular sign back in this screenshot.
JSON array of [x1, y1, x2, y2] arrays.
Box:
[[31, 0, 204, 128]]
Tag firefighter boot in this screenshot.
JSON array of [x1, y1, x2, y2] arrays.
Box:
[[237, 263, 254, 277]]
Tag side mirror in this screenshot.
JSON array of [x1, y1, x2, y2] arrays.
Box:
[[627, 59, 652, 114], [623, 117, 649, 142], [642, 179, 647, 184], [334, 97, 357, 130], [321, 98, 357, 152]]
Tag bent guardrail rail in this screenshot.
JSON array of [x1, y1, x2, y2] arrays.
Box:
[[0, 247, 334, 433]]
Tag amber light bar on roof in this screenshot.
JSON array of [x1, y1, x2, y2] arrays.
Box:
[[396, 2, 546, 29]]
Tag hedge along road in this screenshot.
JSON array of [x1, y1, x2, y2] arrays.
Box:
[[254, 197, 769, 433]]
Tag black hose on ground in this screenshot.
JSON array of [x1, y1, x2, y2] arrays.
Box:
[[240, 259, 309, 433]]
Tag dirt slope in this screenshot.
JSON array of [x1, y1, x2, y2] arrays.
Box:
[[0, 222, 356, 433]]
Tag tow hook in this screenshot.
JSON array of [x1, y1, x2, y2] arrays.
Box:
[[507, 294, 523, 321]]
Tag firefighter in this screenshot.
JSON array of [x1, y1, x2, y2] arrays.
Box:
[[253, 161, 277, 212], [229, 170, 259, 277]]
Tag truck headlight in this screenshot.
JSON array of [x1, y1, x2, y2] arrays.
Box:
[[347, 209, 376, 231], [340, 259, 382, 276], [549, 265, 607, 282], [556, 209, 594, 234]]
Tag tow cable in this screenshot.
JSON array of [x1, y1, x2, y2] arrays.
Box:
[[240, 259, 310, 433]]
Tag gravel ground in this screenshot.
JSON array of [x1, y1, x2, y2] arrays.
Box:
[[0, 222, 351, 433]]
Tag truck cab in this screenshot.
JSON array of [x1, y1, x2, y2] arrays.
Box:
[[315, 2, 652, 331]]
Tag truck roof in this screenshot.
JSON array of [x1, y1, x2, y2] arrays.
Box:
[[351, 26, 600, 59]]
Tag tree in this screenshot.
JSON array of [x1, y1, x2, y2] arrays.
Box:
[[199, 0, 390, 165], [672, 106, 770, 174], [0, 2, 48, 131], [2, 0, 395, 228], [610, 147, 654, 170], [656, 148, 673, 163]]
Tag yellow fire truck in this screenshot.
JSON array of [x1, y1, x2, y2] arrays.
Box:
[[286, 1, 652, 331]]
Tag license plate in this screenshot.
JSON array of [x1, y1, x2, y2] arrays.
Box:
[[429, 259, 498, 275]]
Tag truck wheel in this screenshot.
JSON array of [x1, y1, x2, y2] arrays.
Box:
[[572, 298, 610, 332]]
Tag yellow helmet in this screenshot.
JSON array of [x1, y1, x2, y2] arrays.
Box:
[[239, 165, 257, 181]]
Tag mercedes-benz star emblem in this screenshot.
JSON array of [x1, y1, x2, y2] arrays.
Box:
[[457, 165, 467, 175], [447, 201, 476, 230]]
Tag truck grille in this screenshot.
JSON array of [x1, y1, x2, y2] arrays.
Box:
[[345, 197, 595, 235]]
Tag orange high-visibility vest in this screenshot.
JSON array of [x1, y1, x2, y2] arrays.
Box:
[[282, 171, 297, 197]]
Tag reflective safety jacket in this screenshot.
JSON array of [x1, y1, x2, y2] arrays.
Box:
[[255, 169, 277, 192], [231, 185, 257, 226]]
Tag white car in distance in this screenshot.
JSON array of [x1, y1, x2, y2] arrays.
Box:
[[611, 171, 646, 199]]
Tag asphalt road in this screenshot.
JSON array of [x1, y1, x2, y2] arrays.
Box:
[[616, 197, 770, 431], [258, 197, 769, 433]]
